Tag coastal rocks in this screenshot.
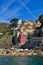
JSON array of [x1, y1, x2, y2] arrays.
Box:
[[0, 49, 43, 56]]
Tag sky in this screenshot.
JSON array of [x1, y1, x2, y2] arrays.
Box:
[[0, 0, 43, 23]]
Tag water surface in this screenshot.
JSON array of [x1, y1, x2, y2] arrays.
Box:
[[0, 56, 43, 65]]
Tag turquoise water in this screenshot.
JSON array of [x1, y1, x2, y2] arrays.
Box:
[[0, 56, 43, 65]]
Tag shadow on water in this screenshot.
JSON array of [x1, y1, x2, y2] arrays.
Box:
[[0, 56, 43, 65]]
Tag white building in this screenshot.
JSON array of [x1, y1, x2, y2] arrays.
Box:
[[0, 33, 3, 35], [18, 20, 22, 27], [36, 21, 41, 27]]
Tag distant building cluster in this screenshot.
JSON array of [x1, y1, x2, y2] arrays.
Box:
[[12, 20, 42, 49]]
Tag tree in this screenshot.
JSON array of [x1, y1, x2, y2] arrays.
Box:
[[38, 14, 43, 25], [10, 18, 19, 28], [38, 14, 43, 37]]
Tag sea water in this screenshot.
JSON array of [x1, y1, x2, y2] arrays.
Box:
[[0, 56, 43, 65]]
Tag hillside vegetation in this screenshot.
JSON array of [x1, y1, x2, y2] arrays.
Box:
[[0, 34, 13, 48], [0, 23, 13, 48], [0, 23, 12, 38]]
